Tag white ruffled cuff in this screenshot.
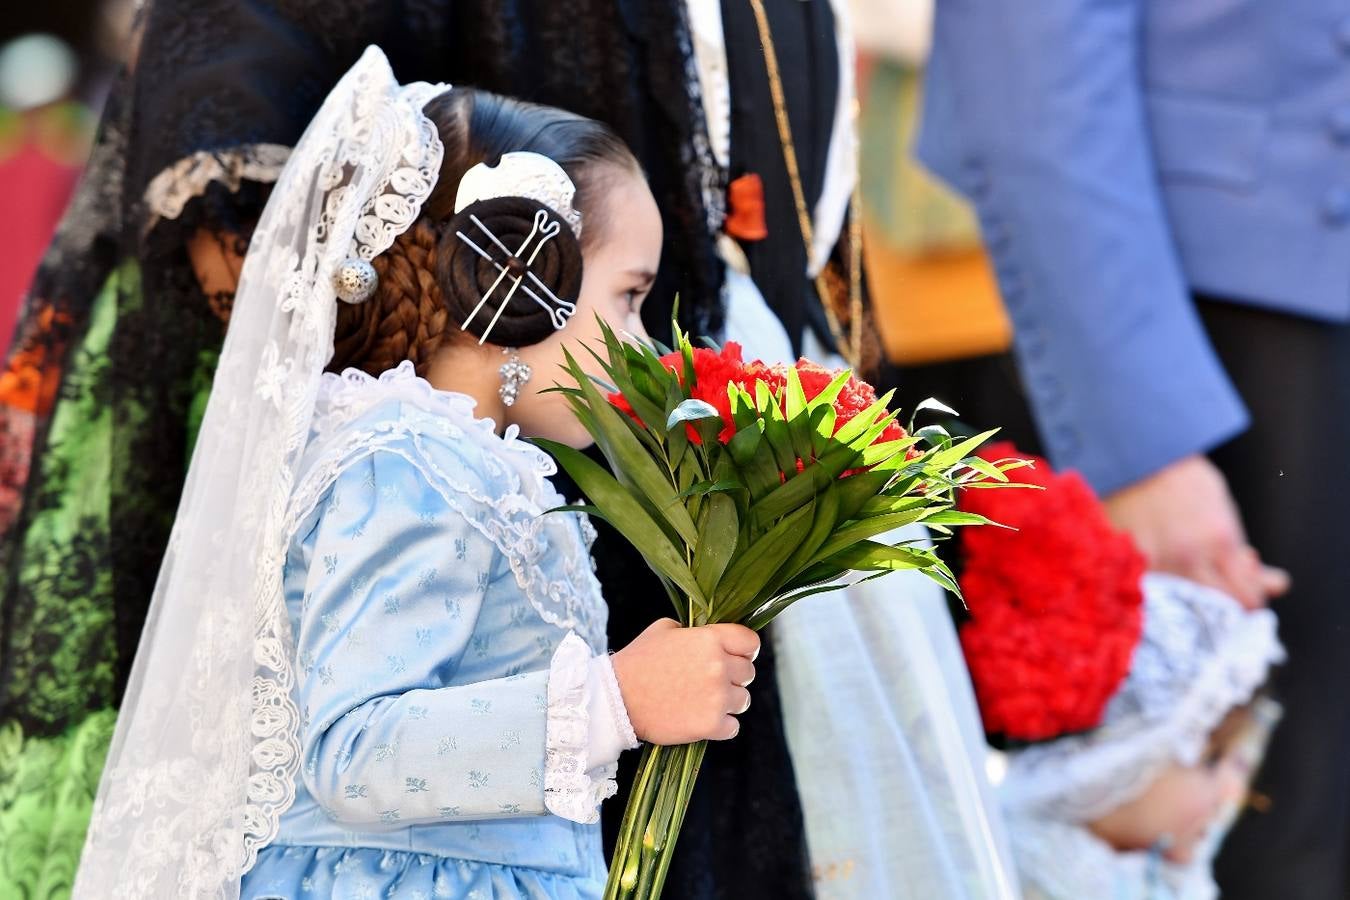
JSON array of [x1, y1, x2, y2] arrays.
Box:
[[586, 653, 639, 771], [544, 632, 637, 824]]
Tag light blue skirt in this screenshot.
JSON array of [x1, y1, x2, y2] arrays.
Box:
[[243, 845, 605, 900]]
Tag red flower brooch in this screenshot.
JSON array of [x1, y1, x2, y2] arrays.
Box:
[[957, 443, 1146, 742]]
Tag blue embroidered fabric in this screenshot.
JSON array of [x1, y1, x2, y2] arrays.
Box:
[[242, 365, 612, 899]]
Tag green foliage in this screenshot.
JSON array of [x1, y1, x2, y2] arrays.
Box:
[[536, 316, 1026, 629], [565, 317, 1032, 900]]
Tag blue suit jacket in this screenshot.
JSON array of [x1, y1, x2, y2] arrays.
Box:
[[918, 1, 1350, 493]]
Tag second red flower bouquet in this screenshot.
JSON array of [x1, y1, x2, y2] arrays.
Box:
[[957, 444, 1147, 743], [536, 320, 1022, 900]]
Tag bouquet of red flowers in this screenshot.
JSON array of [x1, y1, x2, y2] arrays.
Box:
[[957, 444, 1147, 743], [538, 321, 1020, 900]]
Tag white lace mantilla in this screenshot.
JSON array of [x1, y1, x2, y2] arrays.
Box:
[[1001, 574, 1285, 824], [75, 48, 447, 899]]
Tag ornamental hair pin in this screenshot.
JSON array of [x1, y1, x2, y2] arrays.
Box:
[[456, 208, 578, 344], [455, 152, 583, 238], [333, 257, 379, 304]]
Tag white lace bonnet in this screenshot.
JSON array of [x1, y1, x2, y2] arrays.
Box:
[[999, 572, 1284, 823]]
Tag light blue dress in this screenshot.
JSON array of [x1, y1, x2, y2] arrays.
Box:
[[242, 363, 618, 900]]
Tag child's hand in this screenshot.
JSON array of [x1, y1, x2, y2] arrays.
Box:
[[611, 618, 759, 745]]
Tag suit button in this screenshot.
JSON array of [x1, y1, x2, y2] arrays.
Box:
[[1338, 18, 1350, 54], [1323, 188, 1350, 227], [1330, 107, 1350, 145]]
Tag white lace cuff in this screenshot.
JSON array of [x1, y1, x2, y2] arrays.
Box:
[[544, 632, 633, 823], [586, 654, 639, 771]]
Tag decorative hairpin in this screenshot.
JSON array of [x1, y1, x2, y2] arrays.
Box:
[[455, 152, 583, 238], [333, 257, 379, 304], [456, 208, 578, 344]]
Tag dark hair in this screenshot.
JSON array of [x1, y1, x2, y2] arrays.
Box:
[[329, 87, 640, 377]]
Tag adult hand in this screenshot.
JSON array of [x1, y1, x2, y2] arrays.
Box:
[[1103, 454, 1289, 609]]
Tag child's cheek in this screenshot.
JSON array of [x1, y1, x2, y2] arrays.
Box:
[[625, 310, 650, 342]]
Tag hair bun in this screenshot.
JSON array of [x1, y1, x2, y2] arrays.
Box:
[[438, 196, 583, 347]]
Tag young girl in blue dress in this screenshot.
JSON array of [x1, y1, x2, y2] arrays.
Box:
[[73, 48, 757, 900]]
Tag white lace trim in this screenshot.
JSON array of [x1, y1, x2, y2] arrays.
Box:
[[312, 362, 554, 481], [284, 362, 606, 648], [809, 0, 859, 278], [142, 143, 293, 225], [75, 49, 448, 899], [686, 0, 730, 171], [544, 632, 620, 824], [1002, 575, 1285, 823]]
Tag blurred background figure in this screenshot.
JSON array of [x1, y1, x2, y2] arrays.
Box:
[[850, 0, 1013, 377], [919, 3, 1349, 899], [0, 8, 133, 895], [0, 3, 131, 354], [849, 0, 1045, 456]]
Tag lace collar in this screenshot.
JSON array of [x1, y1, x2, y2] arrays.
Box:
[[311, 361, 556, 491], [291, 360, 607, 650]]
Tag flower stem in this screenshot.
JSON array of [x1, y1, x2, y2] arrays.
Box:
[[649, 741, 706, 893], [604, 740, 708, 900], [606, 743, 662, 899]]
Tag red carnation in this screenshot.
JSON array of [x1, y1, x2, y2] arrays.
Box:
[[956, 443, 1146, 742], [608, 341, 750, 443], [790, 359, 907, 445], [609, 346, 910, 466], [612, 342, 750, 442], [678, 342, 751, 443]]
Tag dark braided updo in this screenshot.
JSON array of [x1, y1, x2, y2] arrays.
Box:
[[329, 87, 638, 377]]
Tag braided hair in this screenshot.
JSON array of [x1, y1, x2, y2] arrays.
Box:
[[329, 87, 637, 376]]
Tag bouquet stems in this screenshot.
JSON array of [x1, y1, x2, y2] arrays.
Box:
[[604, 740, 708, 900]]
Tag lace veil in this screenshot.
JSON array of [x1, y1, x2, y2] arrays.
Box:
[[72, 47, 445, 898]]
